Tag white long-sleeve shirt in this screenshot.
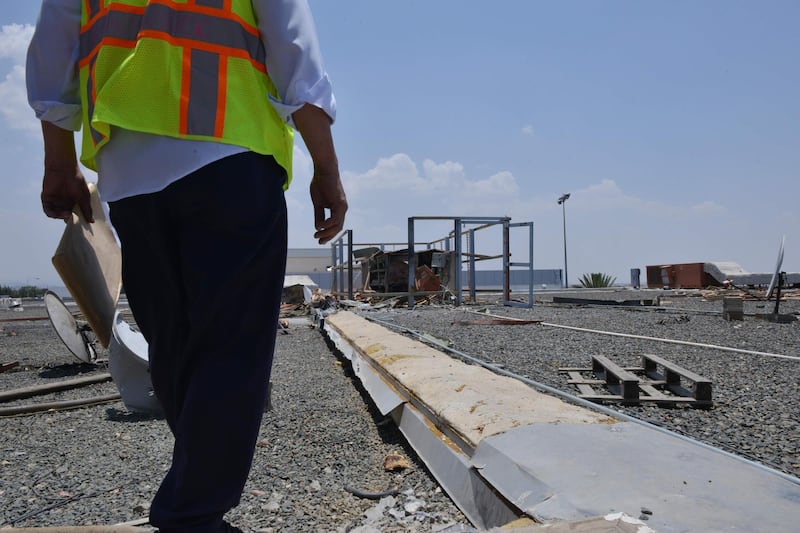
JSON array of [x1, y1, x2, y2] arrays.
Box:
[[27, 0, 336, 202]]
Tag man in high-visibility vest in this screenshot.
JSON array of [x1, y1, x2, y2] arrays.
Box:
[[27, 1, 347, 531]]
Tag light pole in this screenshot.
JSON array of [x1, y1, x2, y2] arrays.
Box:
[[557, 193, 570, 288]]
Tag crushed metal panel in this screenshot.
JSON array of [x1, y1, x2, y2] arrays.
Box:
[[505, 513, 656, 532], [392, 402, 520, 531], [322, 319, 404, 416], [350, 352, 404, 416], [472, 422, 800, 532]]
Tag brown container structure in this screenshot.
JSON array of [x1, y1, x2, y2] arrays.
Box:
[[646, 262, 721, 289]]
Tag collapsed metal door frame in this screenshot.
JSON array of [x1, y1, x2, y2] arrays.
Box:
[[407, 216, 534, 309], [505, 221, 535, 308]]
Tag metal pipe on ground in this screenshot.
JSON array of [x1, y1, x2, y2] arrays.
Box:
[[0, 526, 147, 533], [463, 309, 798, 362], [539, 322, 799, 362], [0, 393, 122, 417], [0, 374, 113, 403]]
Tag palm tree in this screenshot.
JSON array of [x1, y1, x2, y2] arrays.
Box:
[[577, 272, 616, 288]]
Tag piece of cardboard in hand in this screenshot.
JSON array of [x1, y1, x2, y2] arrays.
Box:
[[52, 183, 121, 348]]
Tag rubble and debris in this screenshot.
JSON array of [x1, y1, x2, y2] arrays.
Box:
[[415, 265, 441, 292], [383, 452, 411, 471], [647, 261, 800, 290], [282, 284, 307, 304], [366, 249, 453, 294]]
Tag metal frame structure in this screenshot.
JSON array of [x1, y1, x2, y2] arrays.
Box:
[[407, 216, 534, 309], [329, 215, 535, 308], [329, 229, 353, 300]]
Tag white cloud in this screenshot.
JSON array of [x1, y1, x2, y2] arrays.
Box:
[[0, 24, 38, 136], [0, 63, 38, 135], [342, 153, 520, 200], [521, 124, 534, 135], [467, 171, 519, 196], [421, 159, 465, 190], [0, 24, 34, 62], [342, 153, 424, 194]]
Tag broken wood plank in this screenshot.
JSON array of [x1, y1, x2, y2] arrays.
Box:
[[0, 393, 122, 417], [591, 355, 640, 402], [0, 373, 112, 403], [1, 361, 19, 373], [641, 353, 712, 402]]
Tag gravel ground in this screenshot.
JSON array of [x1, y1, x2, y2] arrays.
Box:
[[0, 303, 471, 532], [369, 292, 800, 479], [2, 293, 798, 531]]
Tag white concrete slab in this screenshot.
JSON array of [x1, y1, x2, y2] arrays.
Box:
[[324, 311, 609, 450]]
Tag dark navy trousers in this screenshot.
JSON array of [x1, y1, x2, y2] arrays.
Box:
[[109, 152, 288, 532]]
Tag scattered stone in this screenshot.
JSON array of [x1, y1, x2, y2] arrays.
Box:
[[262, 492, 283, 512], [404, 496, 426, 513]]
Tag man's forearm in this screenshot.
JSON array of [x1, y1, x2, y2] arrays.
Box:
[[292, 103, 337, 174], [42, 121, 78, 171], [39, 121, 93, 222]]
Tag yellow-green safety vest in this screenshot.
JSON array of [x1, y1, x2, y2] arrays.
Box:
[[79, 0, 293, 185]]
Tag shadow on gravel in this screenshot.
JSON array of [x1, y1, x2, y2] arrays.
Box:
[[105, 406, 164, 422], [321, 333, 423, 462], [38, 362, 100, 379]]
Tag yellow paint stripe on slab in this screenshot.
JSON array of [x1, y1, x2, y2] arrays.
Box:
[[326, 311, 611, 449]]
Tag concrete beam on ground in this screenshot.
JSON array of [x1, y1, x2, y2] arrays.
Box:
[[322, 310, 800, 532], [534, 288, 662, 305]]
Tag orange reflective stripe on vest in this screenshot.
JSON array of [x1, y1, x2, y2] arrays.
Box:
[[80, 1, 266, 140]]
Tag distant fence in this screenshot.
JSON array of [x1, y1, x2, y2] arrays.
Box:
[[294, 269, 562, 293]]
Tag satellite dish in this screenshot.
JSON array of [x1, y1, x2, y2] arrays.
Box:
[[766, 236, 785, 300], [44, 290, 97, 364]]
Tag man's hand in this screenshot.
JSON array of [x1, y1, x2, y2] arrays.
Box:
[[310, 170, 347, 245], [293, 103, 347, 244], [40, 121, 93, 222], [42, 165, 93, 222]]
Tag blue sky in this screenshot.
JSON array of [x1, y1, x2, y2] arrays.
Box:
[[1, 1, 798, 287]]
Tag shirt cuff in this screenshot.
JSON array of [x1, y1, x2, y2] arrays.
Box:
[[268, 73, 337, 129], [30, 101, 82, 131]]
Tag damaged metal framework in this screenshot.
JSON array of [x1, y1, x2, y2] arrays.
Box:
[[329, 216, 535, 308]]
